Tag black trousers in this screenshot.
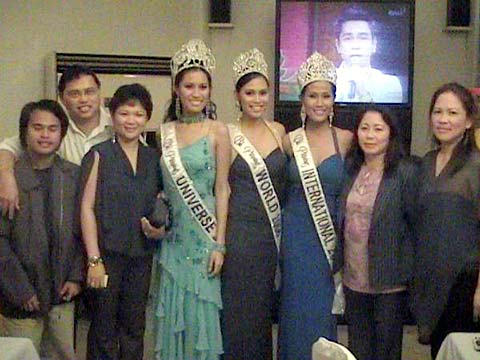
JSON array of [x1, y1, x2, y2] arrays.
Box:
[[86, 252, 153, 360], [344, 287, 407, 360], [430, 267, 480, 359]]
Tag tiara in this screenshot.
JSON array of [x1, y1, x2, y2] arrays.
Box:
[[232, 48, 269, 85], [297, 52, 337, 91], [171, 39, 216, 80]]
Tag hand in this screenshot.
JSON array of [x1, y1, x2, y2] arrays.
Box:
[[22, 295, 40, 312], [473, 287, 480, 321], [59, 281, 81, 302], [0, 170, 20, 219], [87, 263, 107, 289], [417, 325, 432, 345], [208, 250, 224, 276], [343, 68, 372, 102], [141, 217, 165, 240], [350, 75, 372, 102]]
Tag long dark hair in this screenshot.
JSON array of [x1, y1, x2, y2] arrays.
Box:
[[300, 81, 337, 126], [164, 67, 217, 122], [235, 72, 269, 113], [345, 106, 405, 175]]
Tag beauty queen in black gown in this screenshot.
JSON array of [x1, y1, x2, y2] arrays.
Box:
[[221, 48, 287, 360]]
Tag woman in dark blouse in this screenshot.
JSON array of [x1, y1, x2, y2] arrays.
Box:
[[80, 84, 164, 360], [412, 82, 480, 359], [335, 106, 418, 360]]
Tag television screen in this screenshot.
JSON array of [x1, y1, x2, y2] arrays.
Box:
[[277, 0, 413, 105]]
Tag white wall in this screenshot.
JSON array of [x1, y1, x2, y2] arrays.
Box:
[[0, 0, 477, 155], [411, 0, 474, 155], [0, 0, 209, 134]]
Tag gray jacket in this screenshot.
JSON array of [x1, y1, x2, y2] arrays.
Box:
[[0, 154, 84, 318]]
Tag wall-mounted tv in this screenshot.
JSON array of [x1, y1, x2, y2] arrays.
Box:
[[276, 0, 415, 106]]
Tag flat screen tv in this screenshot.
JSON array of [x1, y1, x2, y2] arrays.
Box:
[[276, 0, 414, 107]]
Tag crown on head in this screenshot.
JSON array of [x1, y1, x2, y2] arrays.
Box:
[[297, 52, 337, 91], [171, 39, 216, 81], [232, 48, 269, 85]]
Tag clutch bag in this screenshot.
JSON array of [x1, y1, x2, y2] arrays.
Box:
[[148, 196, 171, 229]]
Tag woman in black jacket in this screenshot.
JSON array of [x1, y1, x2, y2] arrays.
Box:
[[334, 106, 418, 360]]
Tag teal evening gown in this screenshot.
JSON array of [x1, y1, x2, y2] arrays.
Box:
[[153, 136, 223, 360]]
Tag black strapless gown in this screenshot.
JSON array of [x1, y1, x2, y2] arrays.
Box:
[[221, 148, 286, 360]]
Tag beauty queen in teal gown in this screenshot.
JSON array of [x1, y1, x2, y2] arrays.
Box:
[[153, 137, 223, 360], [151, 39, 230, 360]]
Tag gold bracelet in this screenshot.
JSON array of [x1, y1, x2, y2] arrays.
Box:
[[87, 256, 104, 268]]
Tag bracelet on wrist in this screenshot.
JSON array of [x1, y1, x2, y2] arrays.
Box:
[[87, 256, 104, 268], [212, 243, 226, 255]]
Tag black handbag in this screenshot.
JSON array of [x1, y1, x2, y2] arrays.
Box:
[[148, 196, 171, 230]]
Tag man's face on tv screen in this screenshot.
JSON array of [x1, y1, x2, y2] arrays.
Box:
[[336, 20, 377, 67]]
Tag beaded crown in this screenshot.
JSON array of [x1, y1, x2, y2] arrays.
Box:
[[232, 48, 269, 85], [171, 39, 216, 81], [297, 52, 337, 91]]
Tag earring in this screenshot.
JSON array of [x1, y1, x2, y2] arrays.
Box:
[[111, 133, 116, 143], [235, 100, 242, 122], [329, 112, 334, 128], [301, 105, 306, 128], [205, 100, 211, 119], [175, 97, 181, 119]]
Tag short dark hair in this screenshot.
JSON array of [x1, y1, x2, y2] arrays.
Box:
[[165, 67, 217, 121], [346, 106, 404, 175], [334, 6, 376, 40], [58, 65, 101, 95], [235, 72, 269, 93], [19, 99, 69, 149], [109, 83, 153, 120]]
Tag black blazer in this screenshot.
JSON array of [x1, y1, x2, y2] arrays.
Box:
[[334, 156, 420, 289]]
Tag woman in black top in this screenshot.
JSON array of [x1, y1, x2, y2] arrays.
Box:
[[80, 84, 164, 360], [412, 83, 480, 359]]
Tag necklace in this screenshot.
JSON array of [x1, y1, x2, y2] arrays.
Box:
[[354, 165, 382, 196], [179, 113, 205, 124]]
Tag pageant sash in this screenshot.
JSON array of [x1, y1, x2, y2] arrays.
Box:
[[161, 122, 217, 242], [290, 128, 344, 314], [228, 124, 282, 252], [289, 128, 337, 268]]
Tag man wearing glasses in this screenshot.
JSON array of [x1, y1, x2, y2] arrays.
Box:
[[0, 65, 112, 217]]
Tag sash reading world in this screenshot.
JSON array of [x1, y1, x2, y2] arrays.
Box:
[[289, 128, 336, 268], [228, 124, 282, 252], [161, 122, 217, 241]]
